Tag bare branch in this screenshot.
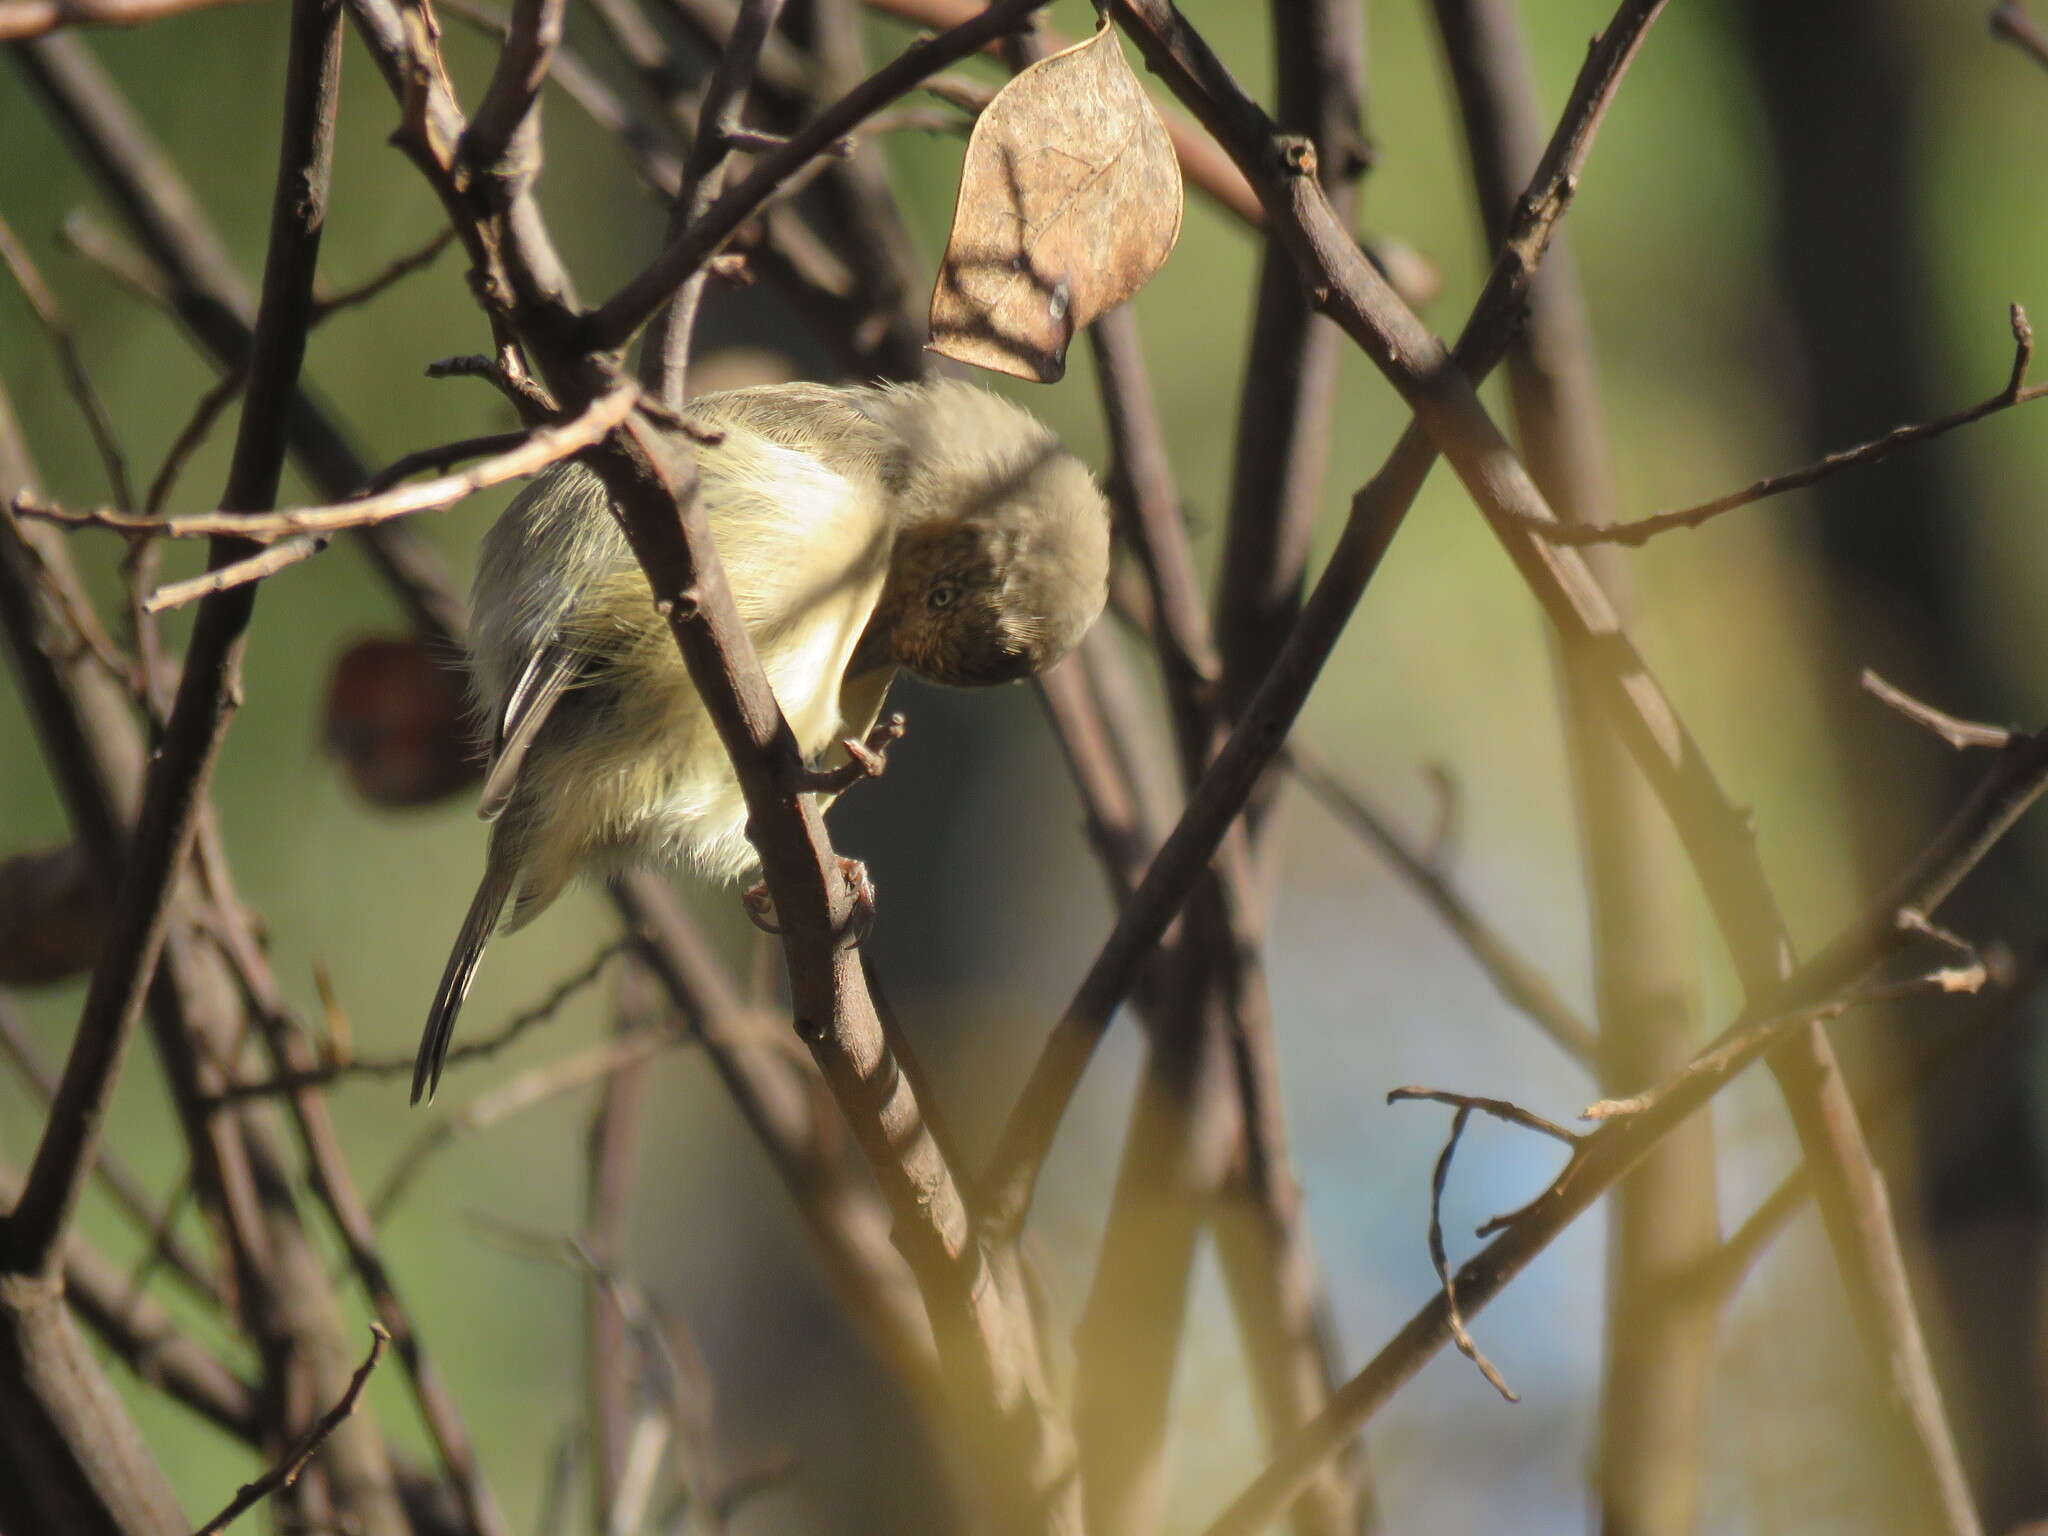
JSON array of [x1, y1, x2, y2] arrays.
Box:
[[1386, 1086, 1583, 1147], [1512, 306, 2047, 548], [1863, 668, 2016, 752], [143, 535, 329, 613], [14, 386, 638, 544], [1420, 1106, 1517, 1402], [190, 1325, 391, 1536], [0, 0, 252, 41], [208, 940, 627, 1101], [310, 225, 455, 319]]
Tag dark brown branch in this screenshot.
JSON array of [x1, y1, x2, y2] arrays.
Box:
[[2, 0, 341, 1285], [1517, 305, 2046, 548], [438, 0, 685, 197], [462, 0, 565, 192], [190, 1325, 391, 1536]]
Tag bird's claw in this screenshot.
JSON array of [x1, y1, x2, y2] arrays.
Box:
[[740, 859, 872, 947], [742, 880, 782, 934], [836, 856, 876, 949]]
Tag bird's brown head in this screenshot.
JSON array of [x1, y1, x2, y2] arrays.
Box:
[[861, 382, 1110, 688]]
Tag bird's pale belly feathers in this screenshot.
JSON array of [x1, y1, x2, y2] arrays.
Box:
[[474, 422, 894, 923]]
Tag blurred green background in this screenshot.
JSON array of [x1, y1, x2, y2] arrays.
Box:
[[5, 0, 2048, 1530]]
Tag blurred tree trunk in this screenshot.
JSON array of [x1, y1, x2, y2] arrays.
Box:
[[1736, 2, 2048, 1525]]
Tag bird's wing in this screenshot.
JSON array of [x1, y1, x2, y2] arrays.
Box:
[[477, 640, 590, 821]]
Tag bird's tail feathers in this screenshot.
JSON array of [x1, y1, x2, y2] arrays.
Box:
[[413, 845, 517, 1105]]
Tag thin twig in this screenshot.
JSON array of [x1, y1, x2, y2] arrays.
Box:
[[1581, 962, 1989, 1124], [15, 386, 637, 543], [208, 941, 627, 1101], [310, 225, 455, 320], [143, 535, 329, 612], [637, 0, 790, 407], [1420, 1107, 1517, 1402], [190, 1325, 391, 1536], [1386, 1086, 1582, 1146], [0, 211, 135, 506], [1513, 306, 2046, 547], [463, 0, 566, 189], [371, 1032, 688, 1226], [1863, 668, 2016, 752], [145, 365, 246, 513]]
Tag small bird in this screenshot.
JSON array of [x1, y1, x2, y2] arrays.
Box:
[[413, 379, 1112, 1102]]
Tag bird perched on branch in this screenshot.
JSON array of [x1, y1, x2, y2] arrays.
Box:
[[413, 379, 1112, 1102]]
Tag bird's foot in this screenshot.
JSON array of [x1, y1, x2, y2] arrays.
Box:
[[740, 859, 872, 947], [836, 856, 876, 949], [741, 880, 782, 934]]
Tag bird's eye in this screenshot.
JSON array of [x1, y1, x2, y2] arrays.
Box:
[[927, 583, 960, 612]]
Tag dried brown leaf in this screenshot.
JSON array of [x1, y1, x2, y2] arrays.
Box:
[[929, 21, 1183, 382]]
